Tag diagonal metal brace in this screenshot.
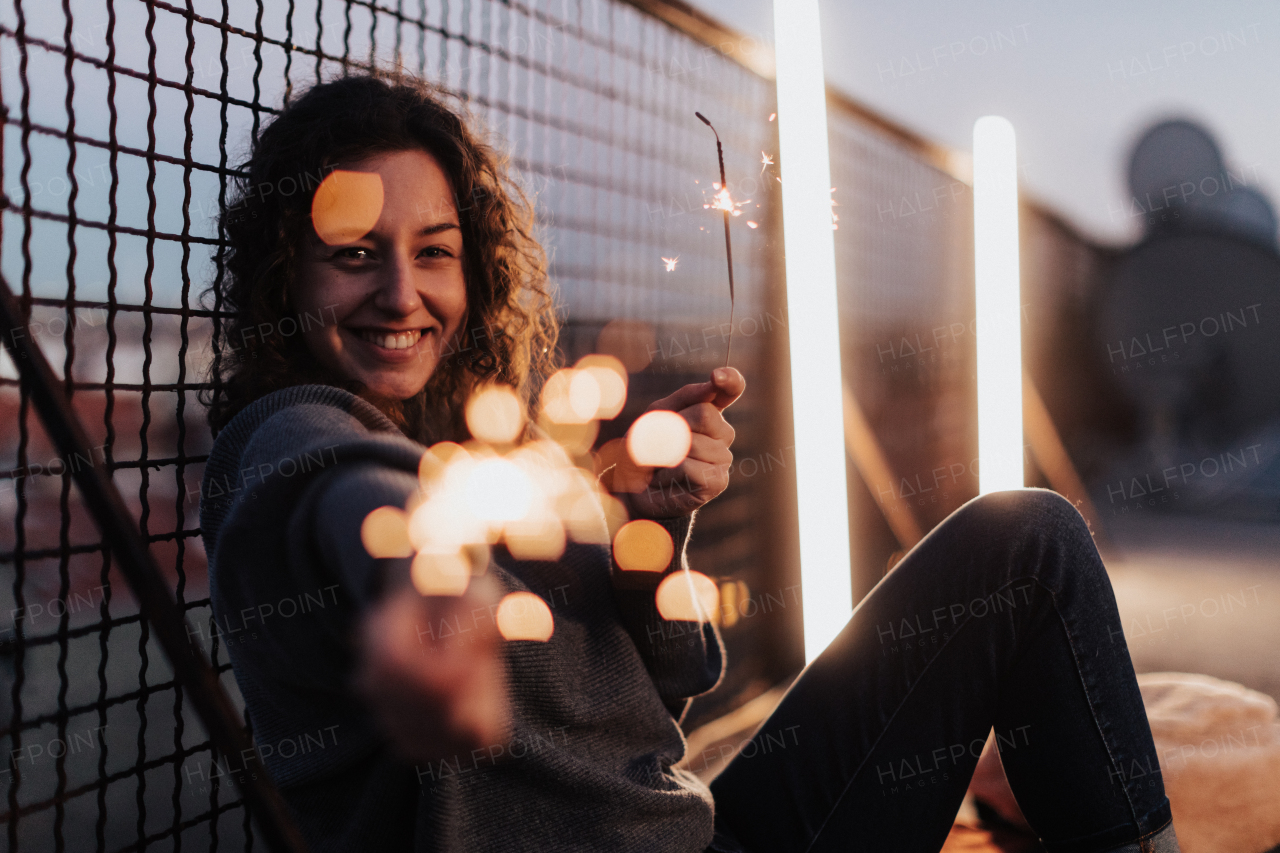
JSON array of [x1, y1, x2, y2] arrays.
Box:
[[0, 276, 309, 853]]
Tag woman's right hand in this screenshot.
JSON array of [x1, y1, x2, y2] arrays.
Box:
[[354, 574, 511, 765]]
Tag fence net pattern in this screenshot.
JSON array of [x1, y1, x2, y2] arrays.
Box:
[[0, 0, 784, 848], [0, 0, 1099, 849]]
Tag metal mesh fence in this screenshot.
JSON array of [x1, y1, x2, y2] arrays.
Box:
[[0, 0, 784, 847], [827, 108, 983, 591], [828, 104, 1104, 593], [0, 0, 1102, 848]]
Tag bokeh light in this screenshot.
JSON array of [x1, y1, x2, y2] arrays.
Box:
[[559, 489, 611, 544], [538, 418, 600, 457], [505, 509, 567, 561], [626, 410, 692, 467], [599, 493, 630, 540], [360, 506, 413, 558], [411, 551, 471, 596], [612, 519, 674, 573], [419, 441, 469, 483], [465, 458, 533, 522], [717, 579, 749, 628], [406, 406, 634, 583], [466, 385, 525, 444], [568, 370, 603, 420], [310, 170, 384, 245], [656, 571, 719, 622], [496, 591, 555, 641], [576, 354, 628, 419], [543, 369, 603, 424], [410, 446, 490, 551]]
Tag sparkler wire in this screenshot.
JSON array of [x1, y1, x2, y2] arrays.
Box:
[[695, 112, 735, 369]]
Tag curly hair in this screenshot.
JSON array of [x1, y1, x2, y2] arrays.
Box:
[[202, 73, 559, 442]]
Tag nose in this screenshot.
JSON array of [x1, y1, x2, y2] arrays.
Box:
[[372, 252, 422, 318]]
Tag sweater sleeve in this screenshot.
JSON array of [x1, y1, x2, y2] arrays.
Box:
[[295, 460, 419, 603], [610, 513, 726, 716], [228, 401, 424, 604], [202, 399, 426, 786]]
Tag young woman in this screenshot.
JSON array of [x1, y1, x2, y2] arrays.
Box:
[[200, 74, 1180, 853]]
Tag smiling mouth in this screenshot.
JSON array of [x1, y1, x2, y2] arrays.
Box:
[[354, 328, 425, 350]]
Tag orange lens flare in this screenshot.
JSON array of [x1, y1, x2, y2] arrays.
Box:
[[538, 419, 599, 457], [496, 591, 555, 641], [542, 369, 595, 425], [626, 410, 692, 468], [410, 551, 471, 596], [611, 519, 674, 573], [716, 579, 749, 627], [559, 490, 608, 544], [465, 385, 524, 444], [505, 511, 567, 562], [656, 571, 719, 622], [310, 170, 384, 245], [465, 458, 533, 522], [360, 506, 413, 558], [575, 354, 628, 420], [568, 371, 602, 421]]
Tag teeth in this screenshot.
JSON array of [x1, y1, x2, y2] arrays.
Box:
[[357, 329, 423, 350]]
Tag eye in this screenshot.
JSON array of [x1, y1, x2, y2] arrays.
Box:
[[334, 247, 374, 261], [419, 245, 453, 259]]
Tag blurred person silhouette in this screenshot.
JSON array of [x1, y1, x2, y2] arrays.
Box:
[[1095, 119, 1280, 516]]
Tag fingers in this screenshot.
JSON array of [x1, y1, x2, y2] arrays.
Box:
[[355, 584, 510, 763], [609, 369, 741, 518], [707, 367, 746, 410], [647, 367, 746, 414], [685, 431, 732, 466], [652, 437, 732, 492], [680, 402, 736, 447]]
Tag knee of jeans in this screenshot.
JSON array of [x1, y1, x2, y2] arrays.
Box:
[[957, 489, 1093, 560], [962, 488, 1080, 525]]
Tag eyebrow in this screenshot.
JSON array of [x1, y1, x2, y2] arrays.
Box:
[[419, 222, 461, 236]]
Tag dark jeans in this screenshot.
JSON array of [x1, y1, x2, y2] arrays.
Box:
[[707, 490, 1177, 853]]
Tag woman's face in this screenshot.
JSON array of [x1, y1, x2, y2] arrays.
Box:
[[293, 149, 468, 401]]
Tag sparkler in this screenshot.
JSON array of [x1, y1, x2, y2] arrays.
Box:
[[363, 357, 726, 638], [695, 111, 737, 369]]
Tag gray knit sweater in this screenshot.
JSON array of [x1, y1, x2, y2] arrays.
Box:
[[199, 385, 734, 852]]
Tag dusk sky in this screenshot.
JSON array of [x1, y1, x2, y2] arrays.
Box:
[[687, 0, 1280, 245]]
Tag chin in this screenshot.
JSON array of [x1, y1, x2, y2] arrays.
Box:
[[354, 371, 431, 403]]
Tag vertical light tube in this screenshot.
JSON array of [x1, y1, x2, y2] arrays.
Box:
[[972, 116, 1024, 495], [773, 0, 852, 662]]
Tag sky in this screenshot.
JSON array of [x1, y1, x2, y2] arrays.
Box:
[[685, 0, 1280, 245]]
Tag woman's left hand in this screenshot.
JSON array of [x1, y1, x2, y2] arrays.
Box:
[[600, 367, 745, 519]]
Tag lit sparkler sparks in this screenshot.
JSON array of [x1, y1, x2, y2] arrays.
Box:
[[359, 358, 727, 638], [662, 256, 679, 272], [760, 151, 774, 174], [704, 183, 750, 217], [695, 111, 737, 369]]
